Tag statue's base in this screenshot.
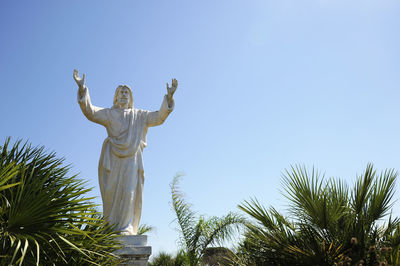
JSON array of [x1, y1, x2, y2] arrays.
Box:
[[115, 235, 152, 266]]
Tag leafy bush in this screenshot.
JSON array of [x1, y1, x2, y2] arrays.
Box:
[[235, 164, 400, 266], [0, 138, 122, 265]]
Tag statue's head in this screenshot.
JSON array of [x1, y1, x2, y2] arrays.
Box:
[[113, 85, 134, 109]]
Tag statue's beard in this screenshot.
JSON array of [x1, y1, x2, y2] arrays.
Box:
[[116, 100, 134, 109]]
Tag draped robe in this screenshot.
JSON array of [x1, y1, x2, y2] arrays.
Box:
[[78, 87, 173, 234]]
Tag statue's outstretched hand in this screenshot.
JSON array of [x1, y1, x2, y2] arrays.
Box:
[[73, 69, 86, 98], [166, 78, 178, 97], [166, 79, 177, 108]]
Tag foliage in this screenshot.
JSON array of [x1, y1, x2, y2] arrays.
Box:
[[137, 224, 154, 235], [171, 175, 245, 266], [148, 250, 186, 266], [0, 138, 122, 265], [234, 164, 400, 266]]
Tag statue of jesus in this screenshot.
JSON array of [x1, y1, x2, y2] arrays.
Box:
[[73, 69, 177, 235]]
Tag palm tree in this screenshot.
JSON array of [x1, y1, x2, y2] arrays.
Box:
[[170, 175, 245, 266], [235, 164, 400, 265], [0, 138, 122, 265]]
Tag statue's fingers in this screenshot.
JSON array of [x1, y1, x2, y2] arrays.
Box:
[[166, 82, 169, 89], [83, 73, 85, 81]]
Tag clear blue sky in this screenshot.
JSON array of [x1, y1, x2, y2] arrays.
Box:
[[1, 0, 399, 256]]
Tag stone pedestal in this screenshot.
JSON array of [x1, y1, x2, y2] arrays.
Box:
[[115, 235, 152, 266]]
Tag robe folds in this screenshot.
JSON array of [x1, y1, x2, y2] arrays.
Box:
[[78, 87, 173, 234]]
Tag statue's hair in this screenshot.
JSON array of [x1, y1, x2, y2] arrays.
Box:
[[113, 85, 134, 109]]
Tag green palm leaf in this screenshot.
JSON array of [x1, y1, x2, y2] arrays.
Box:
[[170, 175, 244, 265], [236, 164, 400, 265], [0, 138, 123, 265]]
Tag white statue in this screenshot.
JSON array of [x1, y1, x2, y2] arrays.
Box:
[[74, 69, 177, 235]]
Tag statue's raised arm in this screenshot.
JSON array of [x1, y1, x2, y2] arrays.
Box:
[[74, 70, 108, 126], [145, 78, 177, 127]]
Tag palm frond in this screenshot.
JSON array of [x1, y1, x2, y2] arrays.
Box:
[[283, 165, 347, 230], [0, 138, 122, 265], [170, 174, 196, 251], [351, 163, 375, 217], [137, 224, 155, 235], [367, 168, 397, 223], [199, 212, 245, 254], [170, 175, 243, 266], [236, 164, 400, 266]]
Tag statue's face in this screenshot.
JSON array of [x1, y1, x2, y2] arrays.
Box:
[[117, 87, 130, 106]]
